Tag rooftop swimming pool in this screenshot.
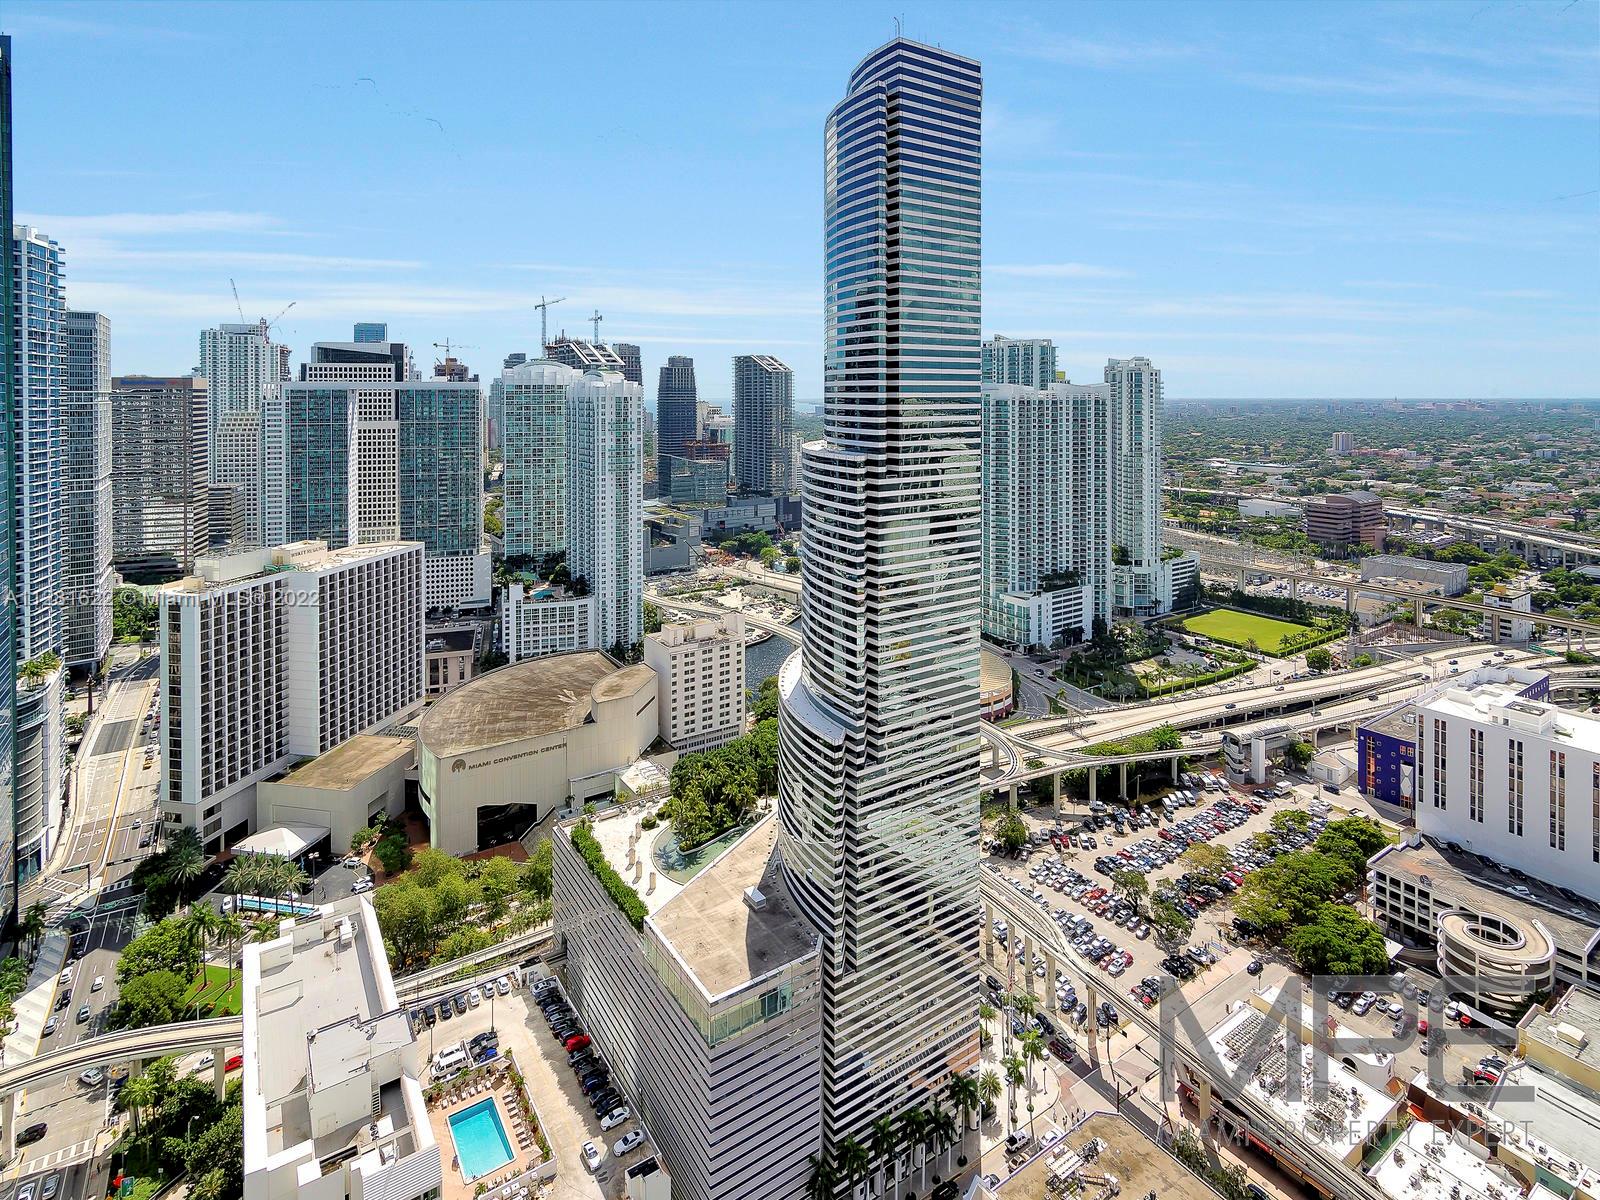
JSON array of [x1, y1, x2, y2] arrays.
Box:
[[448, 1097, 514, 1181]]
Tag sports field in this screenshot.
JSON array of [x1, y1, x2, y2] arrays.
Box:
[[1179, 608, 1315, 654]]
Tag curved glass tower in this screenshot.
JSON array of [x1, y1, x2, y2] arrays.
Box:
[[778, 37, 982, 1153]]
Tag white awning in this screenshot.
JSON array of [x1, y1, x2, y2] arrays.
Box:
[[232, 824, 329, 860]]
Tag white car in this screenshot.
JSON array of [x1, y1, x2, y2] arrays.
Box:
[[91, 975, 104, 992], [467, 988, 482, 1008], [78, 1067, 105, 1087], [599, 1106, 630, 1131], [581, 1141, 603, 1172], [340, 856, 363, 869], [195, 1052, 216, 1071], [613, 1129, 647, 1157], [350, 877, 374, 895], [496, 975, 511, 996]]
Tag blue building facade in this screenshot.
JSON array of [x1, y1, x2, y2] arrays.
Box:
[[281, 385, 352, 546], [0, 33, 18, 929]]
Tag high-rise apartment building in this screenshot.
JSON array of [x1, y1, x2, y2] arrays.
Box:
[[1107, 357, 1167, 616], [158, 539, 424, 852], [1331, 430, 1354, 455], [0, 33, 17, 928], [266, 340, 490, 609], [981, 381, 1109, 647], [352, 321, 388, 343], [655, 355, 697, 488], [494, 359, 577, 561], [614, 341, 642, 387], [644, 612, 746, 752], [11, 225, 64, 662], [732, 354, 793, 496], [199, 320, 282, 545], [566, 369, 643, 652], [63, 310, 113, 669], [982, 334, 1056, 389], [111, 375, 210, 576], [778, 37, 983, 1156]]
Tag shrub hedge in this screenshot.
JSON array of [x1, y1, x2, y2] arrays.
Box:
[[570, 822, 647, 930]]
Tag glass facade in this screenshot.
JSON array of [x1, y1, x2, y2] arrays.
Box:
[[0, 34, 18, 929], [778, 37, 982, 1152], [284, 386, 352, 546], [397, 384, 481, 555]]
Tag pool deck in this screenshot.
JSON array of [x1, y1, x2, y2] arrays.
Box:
[[427, 1063, 550, 1200]]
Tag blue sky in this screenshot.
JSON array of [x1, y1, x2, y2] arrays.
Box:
[[7, 0, 1598, 401]]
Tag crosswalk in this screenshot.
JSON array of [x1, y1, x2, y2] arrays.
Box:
[[17, 1136, 96, 1172]]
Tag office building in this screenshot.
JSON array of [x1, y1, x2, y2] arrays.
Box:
[[545, 335, 624, 373], [644, 612, 745, 752], [111, 375, 210, 576], [1412, 681, 1598, 900], [423, 623, 479, 698], [200, 321, 282, 545], [207, 483, 246, 547], [567, 369, 643, 652], [501, 580, 596, 662], [416, 651, 658, 854], [778, 37, 983, 1157], [0, 33, 17, 930], [242, 897, 442, 1200], [614, 341, 642, 387], [553, 811, 821, 1200], [431, 354, 473, 382], [63, 311, 113, 669], [981, 381, 1108, 648], [213, 410, 262, 547], [494, 359, 577, 561], [13, 664, 63, 880], [352, 320, 387, 343], [665, 451, 730, 505], [655, 355, 697, 489], [267, 341, 490, 609], [982, 335, 1056, 389], [732, 354, 793, 496], [1106, 356, 1168, 616], [158, 540, 424, 852], [11, 225, 64, 663], [1483, 585, 1534, 644], [1303, 490, 1385, 551], [1331, 430, 1354, 455]]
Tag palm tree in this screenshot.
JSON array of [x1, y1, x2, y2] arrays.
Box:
[[183, 905, 221, 1001], [869, 1115, 898, 1190], [248, 916, 279, 944], [1019, 1028, 1046, 1091], [1011, 990, 1037, 1023], [21, 903, 46, 959], [1002, 1054, 1024, 1127], [897, 1107, 928, 1178], [978, 1068, 1003, 1121], [835, 1137, 869, 1190], [805, 1151, 837, 1200], [222, 855, 262, 897], [163, 828, 206, 908], [118, 1071, 156, 1134], [945, 1072, 981, 1132], [215, 911, 246, 992]]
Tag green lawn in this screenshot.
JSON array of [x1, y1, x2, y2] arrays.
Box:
[[1179, 608, 1316, 654], [182, 964, 241, 1018]]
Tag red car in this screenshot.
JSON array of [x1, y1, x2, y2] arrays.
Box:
[[225, 1054, 243, 1073], [564, 1033, 591, 1053]]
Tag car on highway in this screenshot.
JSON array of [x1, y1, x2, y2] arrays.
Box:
[[78, 1067, 105, 1086], [42, 1016, 58, 1037], [41, 1174, 61, 1200], [91, 974, 104, 991], [77, 1003, 92, 1024], [225, 1054, 243, 1072]]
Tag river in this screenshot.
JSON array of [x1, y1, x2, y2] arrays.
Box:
[[745, 620, 799, 690]]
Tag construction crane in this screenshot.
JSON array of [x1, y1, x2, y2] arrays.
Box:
[[534, 295, 566, 354], [432, 338, 476, 357], [266, 301, 295, 334], [589, 308, 603, 345], [229, 278, 247, 324]]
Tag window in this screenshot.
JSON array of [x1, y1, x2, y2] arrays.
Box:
[[1549, 750, 1566, 851], [1592, 762, 1599, 864], [1468, 728, 1484, 822], [1430, 718, 1447, 809], [1508, 740, 1524, 837]]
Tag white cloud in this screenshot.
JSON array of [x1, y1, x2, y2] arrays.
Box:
[[987, 263, 1132, 280], [16, 210, 283, 237]]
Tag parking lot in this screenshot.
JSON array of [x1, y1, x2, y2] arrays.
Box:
[[409, 974, 653, 1199], [982, 770, 1339, 1030]]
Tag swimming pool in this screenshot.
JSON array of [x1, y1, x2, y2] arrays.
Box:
[[448, 1098, 514, 1180]]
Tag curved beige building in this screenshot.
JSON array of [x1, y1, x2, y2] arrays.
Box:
[[979, 649, 1015, 720], [1436, 907, 1556, 1013], [416, 651, 659, 855]]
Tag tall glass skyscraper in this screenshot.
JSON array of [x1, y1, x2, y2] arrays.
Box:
[[778, 38, 982, 1155], [654, 355, 696, 488], [0, 33, 19, 930], [732, 353, 793, 496], [495, 360, 578, 561]]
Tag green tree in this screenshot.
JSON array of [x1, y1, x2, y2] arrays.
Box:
[[978, 1068, 1003, 1116], [115, 969, 189, 1028], [784, 555, 801, 574], [1284, 903, 1391, 975], [1283, 740, 1316, 771], [1234, 849, 1356, 935], [994, 813, 1029, 854], [375, 834, 412, 875], [112, 587, 159, 642], [1180, 842, 1232, 883], [749, 675, 781, 722], [1270, 809, 1313, 836], [1150, 897, 1193, 952], [163, 827, 207, 907], [21, 903, 46, 958], [118, 917, 201, 986], [524, 838, 553, 899], [477, 855, 521, 919], [1109, 868, 1149, 915], [1315, 816, 1388, 874]]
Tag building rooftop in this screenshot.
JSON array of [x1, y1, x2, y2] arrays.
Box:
[[650, 814, 817, 1000], [424, 625, 479, 654], [277, 735, 413, 791], [175, 539, 421, 591], [1363, 706, 1418, 742], [1420, 684, 1600, 754], [1364, 1120, 1519, 1200], [1483, 1059, 1600, 1194], [1522, 986, 1600, 1075], [977, 1113, 1214, 1200], [1204, 1001, 1398, 1163], [416, 651, 654, 757], [1375, 839, 1600, 953]]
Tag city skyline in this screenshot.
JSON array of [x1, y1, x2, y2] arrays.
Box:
[[4, 1, 1596, 400]]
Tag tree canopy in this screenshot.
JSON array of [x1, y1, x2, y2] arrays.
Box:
[[663, 719, 778, 850], [1284, 904, 1391, 976]]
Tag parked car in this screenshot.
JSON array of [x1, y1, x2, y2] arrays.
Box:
[[600, 1106, 630, 1131], [613, 1129, 647, 1156], [581, 1141, 603, 1172]]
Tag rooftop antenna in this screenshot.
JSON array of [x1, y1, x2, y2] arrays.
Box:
[[590, 308, 603, 344], [894, 15, 901, 36], [229, 278, 247, 324], [534, 295, 566, 355]]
